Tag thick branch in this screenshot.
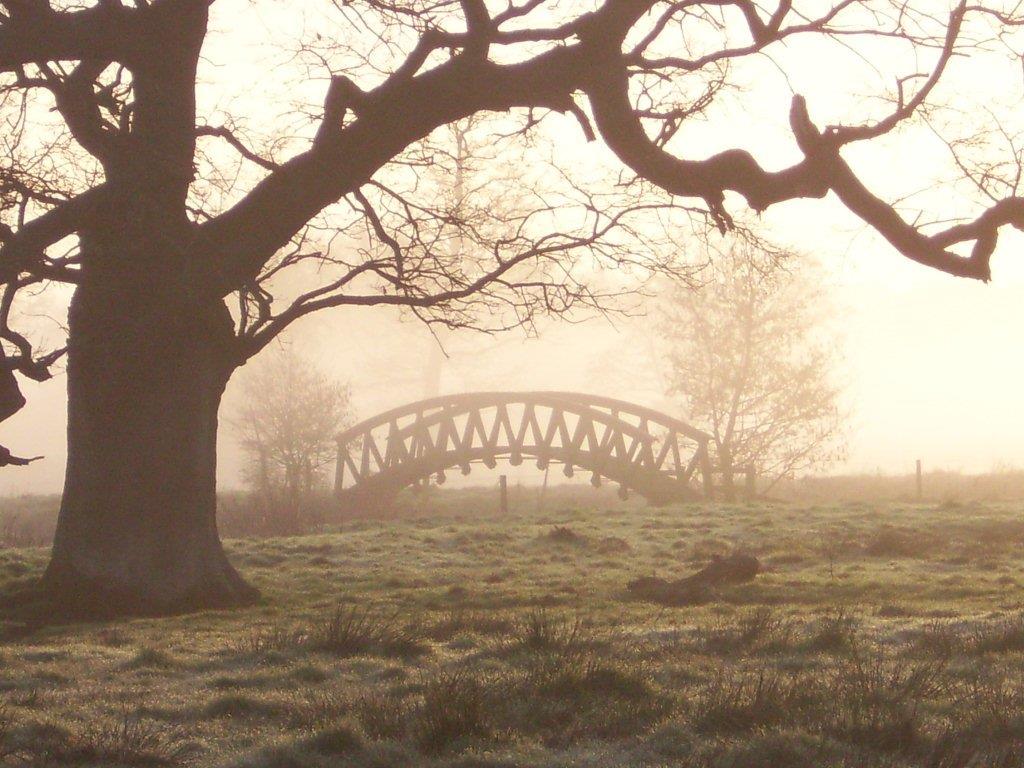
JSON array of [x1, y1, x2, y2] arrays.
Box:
[[197, 46, 587, 294], [0, 2, 136, 70], [0, 186, 105, 281]]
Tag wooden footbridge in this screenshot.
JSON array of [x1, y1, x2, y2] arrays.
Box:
[[334, 392, 712, 509]]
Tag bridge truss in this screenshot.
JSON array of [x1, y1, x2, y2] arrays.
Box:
[[334, 392, 712, 508]]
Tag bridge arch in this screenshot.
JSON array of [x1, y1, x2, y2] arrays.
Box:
[[334, 392, 712, 508]]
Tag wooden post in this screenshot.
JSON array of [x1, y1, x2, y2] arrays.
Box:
[[744, 465, 756, 501], [333, 441, 344, 500], [915, 459, 922, 501], [536, 465, 550, 514], [499, 474, 509, 515], [699, 442, 714, 500]]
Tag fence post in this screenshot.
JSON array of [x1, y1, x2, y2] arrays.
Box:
[[744, 465, 756, 501], [333, 441, 344, 500], [499, 474, 509, 515], [916, 459, 923, 501]]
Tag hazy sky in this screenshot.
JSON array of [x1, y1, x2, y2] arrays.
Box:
[[3, 0, 1024, 495]]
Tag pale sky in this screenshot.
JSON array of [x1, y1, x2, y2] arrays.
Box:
[[3, 0, 1024, 494]]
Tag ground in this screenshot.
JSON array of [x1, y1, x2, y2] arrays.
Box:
[[1, 489, 1024, 766]]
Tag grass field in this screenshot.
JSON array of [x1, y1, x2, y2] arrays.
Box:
[[2, 492, 1024, 766]]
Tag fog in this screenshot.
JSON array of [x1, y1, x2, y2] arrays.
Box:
[[5, 237, 1024, 496]]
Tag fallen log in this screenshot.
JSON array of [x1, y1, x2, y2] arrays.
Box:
[[627, 553, 761, 606]]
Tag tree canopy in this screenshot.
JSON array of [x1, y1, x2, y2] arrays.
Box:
[[2, 0, 1023, 442]]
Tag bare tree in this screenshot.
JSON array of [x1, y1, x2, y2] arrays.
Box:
[[661, 242, 845, 499], [1, 0, 1023, 614], [231, 348, 353, 529]]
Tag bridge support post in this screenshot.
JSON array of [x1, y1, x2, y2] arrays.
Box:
[[499, 474, 509, 515]]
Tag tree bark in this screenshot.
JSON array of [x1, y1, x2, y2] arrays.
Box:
[[43, 283, 258, 616]]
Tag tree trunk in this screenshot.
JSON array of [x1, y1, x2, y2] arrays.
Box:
[[43, 284, 258, 617], [719, 445, 736, 503]]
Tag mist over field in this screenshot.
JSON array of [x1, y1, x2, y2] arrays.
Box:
[[6, 266, 1024, 495], [7, 0, 1024, 766]]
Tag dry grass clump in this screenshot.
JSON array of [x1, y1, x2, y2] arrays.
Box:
[[544, 525, 587, 546], [239, 606, 428, 660], [802, 608, 859, 652], [826, 648, 949, 751], [966, 613, 1024, 655], [502, 608, 593, 656], [424, 608, 514, 642], [310, 605, 428, 658], [864, 525, 937, 559], [696, 609, 798, 656], [690, 668, 814, 734], [1, 711, 189, 767]]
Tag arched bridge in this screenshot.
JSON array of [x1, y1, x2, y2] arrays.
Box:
[[334, 392, 712, 508]]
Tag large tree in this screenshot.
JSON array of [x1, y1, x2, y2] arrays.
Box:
[[1, 0, 1022, 615]]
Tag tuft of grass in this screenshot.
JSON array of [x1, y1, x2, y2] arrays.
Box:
[[802, 608, 859, 652], [545, 526, 587, 545], [504, 608, 592, 657], [238, 606, 429, 660], [864, 525, 935, 558], [202, 693, 283, 720], [413, 669, 494, 755], [697, 608, 797, 656], [14, 712, 190, 767], [691, 669, 811, 734], [125, 647, 176, 669], [968, 613, 1024, 654], [309, 605, 428, 659]]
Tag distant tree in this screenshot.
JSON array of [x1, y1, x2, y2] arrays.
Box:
[[662, 243, 845, 499], [231, 349, 353, 517]]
